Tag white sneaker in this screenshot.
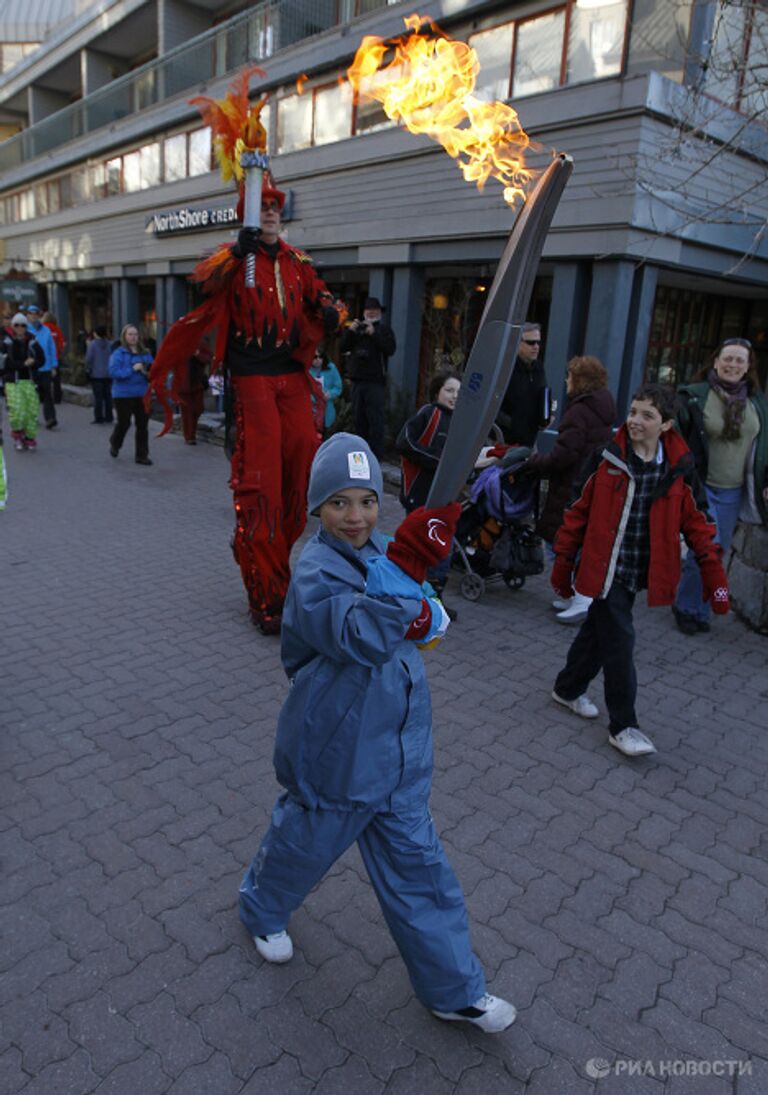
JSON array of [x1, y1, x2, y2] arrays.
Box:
[[609, 728, 657, 757], [432, 993, 517, 1034], [254, 930, 293, 963], [552, 596, 571, 611], [552, 691, 599, 719], [556, 593, 592, 623]]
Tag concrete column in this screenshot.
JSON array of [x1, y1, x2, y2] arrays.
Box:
[[158, 0, 210, 55], [113, 279, 139, 335], [367, 269, 391, 312], [583, 259, 636, 402], [617, 264, 658, 416], [49, 284, 71, 345], [387, 265, 425, 413], [542, 261, 592, 419], [27, 86, 69, 125]]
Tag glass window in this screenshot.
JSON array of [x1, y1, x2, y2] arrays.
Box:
[[106, 158, 122, 196], [90, 162, 106, 200], [704, 2, 747, 105], [625, 0, 691, 83], [354, 96, 393, 135], [59, 176, 72, 209], [164, 133, 187, 181], [123, 150, 141, 192], [141, 142, 160, 188], [469, 23, 515, 101], [512, 10, 566, 98], [34, 183, 48, 216], [313, 82, 353, 146], [277, 94, 313, 153], [20, 190, 34, 220], [188, 127, 212, 176], [741, 5, 768, 116], [48, 180, 60, 213], [567, 0, 627, 84]]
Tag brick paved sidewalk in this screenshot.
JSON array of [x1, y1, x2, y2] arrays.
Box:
[[1, 404, 766, 1094]]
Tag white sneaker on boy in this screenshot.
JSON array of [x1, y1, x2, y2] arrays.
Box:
[[432, 993, 517, 1033], [555, 592, 592, 623], [253, 930, 294, 963], [552, 691, 599, 719], [609, 727, 657, 757]]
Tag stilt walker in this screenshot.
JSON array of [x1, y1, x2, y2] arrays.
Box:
[[147, 70, 342, 633]]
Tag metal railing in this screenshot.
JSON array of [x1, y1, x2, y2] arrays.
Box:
[[0, 0, 376, 173]]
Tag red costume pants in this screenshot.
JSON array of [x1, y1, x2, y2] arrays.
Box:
[[230, 372, 318, 615]]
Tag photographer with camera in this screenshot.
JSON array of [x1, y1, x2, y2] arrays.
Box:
[[340, 297, 396, 459]]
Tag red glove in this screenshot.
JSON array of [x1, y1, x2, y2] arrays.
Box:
[[387, 503, 461, 583], [551, 558, 575, 600], [701, 560, 730, 615]]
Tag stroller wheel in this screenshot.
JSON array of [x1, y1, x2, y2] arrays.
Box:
[[503, 572, 525, 591], [460, 573, 485, 601]]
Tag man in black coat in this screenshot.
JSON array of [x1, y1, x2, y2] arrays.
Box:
[[498, 321, 550, 447], [340, 296, 396, 459]]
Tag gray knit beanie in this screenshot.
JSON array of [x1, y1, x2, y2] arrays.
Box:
[[307, 433, 383, 515]]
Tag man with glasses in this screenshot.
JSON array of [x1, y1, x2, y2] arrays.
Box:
[[498, 321, 551, 448]]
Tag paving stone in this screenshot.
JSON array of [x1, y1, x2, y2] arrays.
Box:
[[0, 942, 74, 1008], [381, 1052, 454, 1094], [129, 991, 211, 1075], [525, 1055, 593, 1094], [261, 999, 347, 1081], [0, 989, 75, 1074], [108, 944, 195, 1012], [454, 1057, 527, 1093], [66, 991, 144, 1076], [164, 1050, 241, 1095], [82, 1048, 171, 1095], [194, 992, 281, 1079], [322, 997, 415, 1082], [0, 1046, 28, 1095], [239, 1052, 314, 1093], [312, 1053, 385, 1094], [294, 950, 377, 1019], [9, 1047, 99, 1095]]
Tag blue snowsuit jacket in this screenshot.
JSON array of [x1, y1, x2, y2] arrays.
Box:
[[274, 528, 433, 811], [108, 346, 153, 398]]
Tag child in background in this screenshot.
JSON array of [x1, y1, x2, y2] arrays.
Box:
[[239, 432, 517, 1033], [550, 383, 729, 757]]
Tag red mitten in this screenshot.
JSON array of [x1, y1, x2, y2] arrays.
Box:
[[551, 558, 575, 599], [387, 503, 461, 583], [701, 560, 730, 615]]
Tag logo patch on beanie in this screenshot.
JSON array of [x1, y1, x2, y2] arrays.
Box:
[[348, 452, 370, 480]]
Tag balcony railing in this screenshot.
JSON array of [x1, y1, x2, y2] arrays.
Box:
[[0, 0, 384, 173]]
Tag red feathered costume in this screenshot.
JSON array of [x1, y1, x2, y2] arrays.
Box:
[[146, 72, 340, 633]]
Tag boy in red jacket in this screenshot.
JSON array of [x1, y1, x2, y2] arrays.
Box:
[[550, 383, 729, 757]]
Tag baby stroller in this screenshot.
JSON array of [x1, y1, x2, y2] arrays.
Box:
[[452, 446, 544, 601]]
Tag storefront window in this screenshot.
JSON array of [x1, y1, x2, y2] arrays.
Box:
[[19, 190, 34, 220], [71, 169, 92, 205], [513, 10, 567, 98], [567, 0, 626, 84], [47, 180, 60, 213], [188, 127, 212, 176], [645, 285, 767, 388], [314, 83, 353, 146], [277, 94, 313, 153], [354, 96, 392, 135], [469, 23, 515, 100], [34, 183, 48, 216]]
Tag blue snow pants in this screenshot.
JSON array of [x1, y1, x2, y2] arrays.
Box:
[[239, 792, 486, 1013]]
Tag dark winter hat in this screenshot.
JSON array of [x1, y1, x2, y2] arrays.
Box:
[[307, 433, 383, 516], [363, 297, 385, 312], [26, 304, 41, 313]]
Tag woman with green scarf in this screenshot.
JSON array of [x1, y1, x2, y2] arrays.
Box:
[[673, 338, 768, 634]]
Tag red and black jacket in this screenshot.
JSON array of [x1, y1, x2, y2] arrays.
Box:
[[554, 425, 722, 607], [396, 402, 452, 512]]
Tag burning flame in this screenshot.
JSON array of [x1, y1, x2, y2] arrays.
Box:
[[296, 73, 309, 95], [190, 67, 268, 184], [348, 14, 532, 205]]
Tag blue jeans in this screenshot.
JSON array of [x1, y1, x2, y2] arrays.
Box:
[[675, 485, 742, 622]]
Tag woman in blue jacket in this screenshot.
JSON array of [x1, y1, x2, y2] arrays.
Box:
[[309, 348, 343, 433], [108, 324, 153, 465], [238, 433, 516, 1034]]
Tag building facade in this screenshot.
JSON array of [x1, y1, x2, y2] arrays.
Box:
[[1, 0, 766, 423]]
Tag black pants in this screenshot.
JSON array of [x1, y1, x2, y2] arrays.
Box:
[[351, 380, 386, 459], [91, 379, 113, 423], [554, 580, 638, 733], [111, 397, 149, 461], [36, 372, 57, 427]]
